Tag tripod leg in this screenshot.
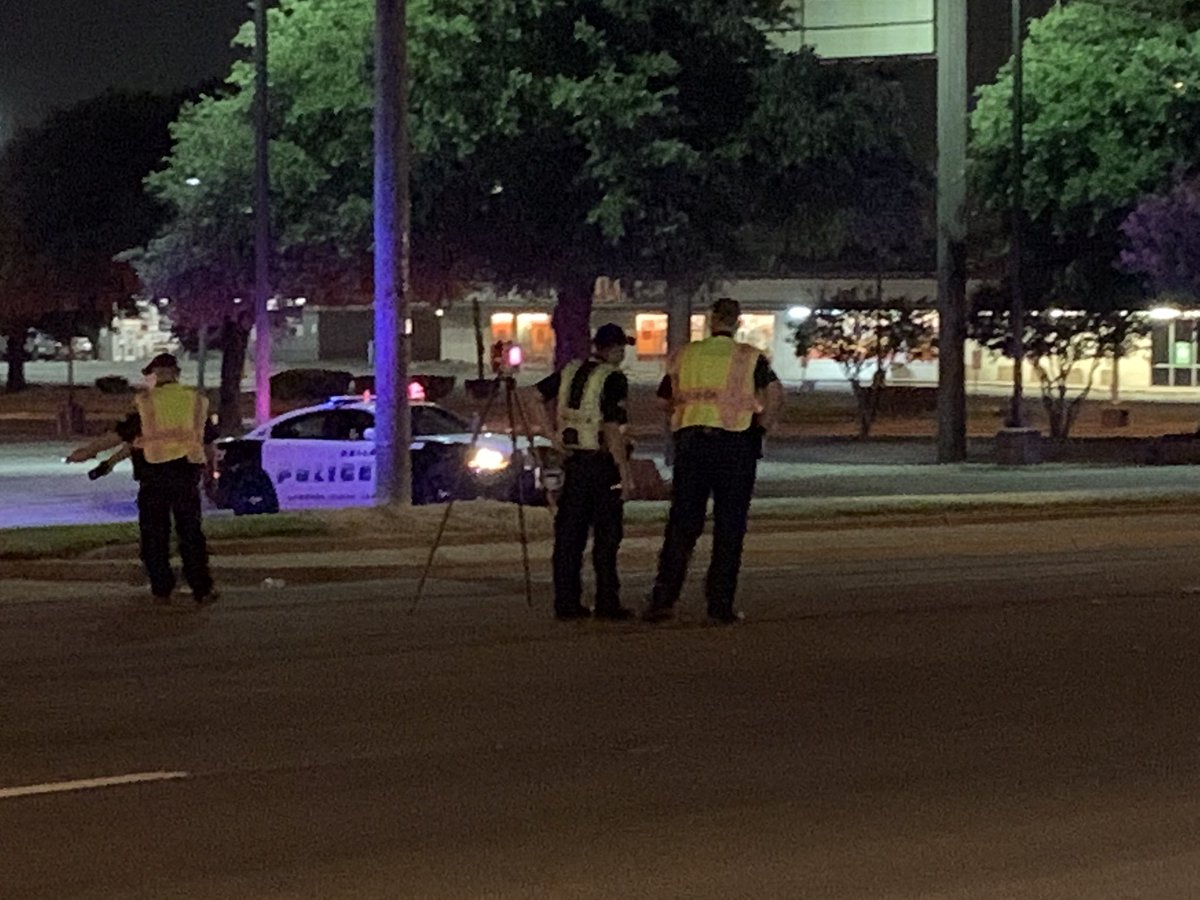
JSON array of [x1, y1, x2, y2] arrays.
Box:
[[504, 379, 535, 609], [409, 378, 501, 615]]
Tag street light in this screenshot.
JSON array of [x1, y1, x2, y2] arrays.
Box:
[[1007, 0, 1026, 430], [936, 0, 968, 463]]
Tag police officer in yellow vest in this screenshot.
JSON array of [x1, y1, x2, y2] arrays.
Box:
[[643, 298, 783, 624], [70, 353, 217, 605], [535, 324, 636, 621]]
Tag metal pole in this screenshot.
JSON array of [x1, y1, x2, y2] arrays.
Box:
[[374, 0, 413, 505], [936, 0, 968, 462], [253, 0, 272, 426], [1007, 0, 1026, 429]]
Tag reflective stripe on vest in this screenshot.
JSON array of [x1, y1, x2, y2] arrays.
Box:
[[135, 383, 208, 464], [668, 337, 763, 432], [557, 360, 617, 451]]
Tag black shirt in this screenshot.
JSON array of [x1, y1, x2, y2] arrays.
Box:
[[536, 362, 629, 426], [115, 411, 218, 480]]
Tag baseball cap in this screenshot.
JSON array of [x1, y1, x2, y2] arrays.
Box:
[[141, 352, 181, 375], [593, 323, 635, 349]]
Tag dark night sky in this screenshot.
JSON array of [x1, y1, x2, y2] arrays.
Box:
[[0, 0, 250, 140], [1, 0, 1055, 149]]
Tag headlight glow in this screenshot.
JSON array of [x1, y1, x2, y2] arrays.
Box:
[[468, 447, 510, 472]]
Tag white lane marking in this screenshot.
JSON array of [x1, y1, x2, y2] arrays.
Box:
[[0, 771, 189, 800]]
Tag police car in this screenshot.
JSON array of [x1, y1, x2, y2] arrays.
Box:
[[208, 392, 550, 515]]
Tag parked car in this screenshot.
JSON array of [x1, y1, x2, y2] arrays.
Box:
[[208, 395, 551, 515]]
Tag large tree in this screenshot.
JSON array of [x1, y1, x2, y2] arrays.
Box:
[[0, 194, 55, 392], [137, 0, 915, 374], [0, 90, 186, 356], [967, 1, 1198, 434]]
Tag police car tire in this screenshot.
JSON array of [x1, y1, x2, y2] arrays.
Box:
[[231, 468, 280, 516]]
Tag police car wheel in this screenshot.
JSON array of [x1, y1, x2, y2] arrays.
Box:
[[230, 468, 280, 516]]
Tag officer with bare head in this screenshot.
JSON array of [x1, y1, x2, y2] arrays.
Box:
[[643, 298, 783, 624]]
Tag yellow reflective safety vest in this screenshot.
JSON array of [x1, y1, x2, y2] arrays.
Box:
[[667, 336, 763, 433], [557, 360, 618, 451], [134, 383, 209, 464]]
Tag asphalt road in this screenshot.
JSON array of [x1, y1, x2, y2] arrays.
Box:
[[9, 439, 1200, 528], [5, 516, 1200, 897]]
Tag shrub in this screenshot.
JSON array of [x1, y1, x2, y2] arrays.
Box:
[[270, 369, 353, 401], [95, 376, 133, 394]]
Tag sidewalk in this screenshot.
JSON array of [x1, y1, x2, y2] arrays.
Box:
[[3, 489, 1200, 603]]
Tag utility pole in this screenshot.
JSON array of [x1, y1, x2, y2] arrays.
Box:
[[936, 0, 968, 462], [253, 0, 272, 426], [1007, 0, 1026, 428], [373, 0, 413, 505]]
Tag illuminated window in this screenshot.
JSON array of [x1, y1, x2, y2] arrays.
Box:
[[635, 314, 668, 357], [737, 314, 775, 354], [490, 313, 514, 344], [517, 313, 553, 362], [690, 314, 707, 342]]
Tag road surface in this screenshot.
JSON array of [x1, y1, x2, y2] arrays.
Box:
[[4, 515, 1200, 897]]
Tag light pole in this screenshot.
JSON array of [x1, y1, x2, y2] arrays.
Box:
[[373, 0, 413, 505], [936, 0, 968, 462], [1006, 0, 1026, 429], [253, 0, 272, 426]]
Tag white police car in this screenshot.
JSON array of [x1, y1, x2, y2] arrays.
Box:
[[209, 394, 549, 515]]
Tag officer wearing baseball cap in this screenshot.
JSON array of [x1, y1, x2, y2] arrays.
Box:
[[535, 323, 636, 620], [68, 353, 218, 606]]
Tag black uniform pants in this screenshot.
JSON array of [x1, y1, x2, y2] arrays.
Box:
[[138, 462, 213, 599], [552, 453, 624, 614], [651, 427, 759, 615]]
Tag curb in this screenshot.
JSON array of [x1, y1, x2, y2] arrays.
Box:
[[2, 493, 1200, 581]]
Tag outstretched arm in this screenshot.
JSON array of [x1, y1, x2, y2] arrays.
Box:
[[66, 431, 124, 463]]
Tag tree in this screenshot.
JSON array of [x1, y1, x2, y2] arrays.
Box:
[[968, 1, 1190, 434], [791, 303, 936, 439], [0, 196, 54, 392], [1121, 174, 1200, 300], [1, 90, 186, 353], [972, 3, 1200, 236], [137, 0, 916, 377], [971, 299, 1145, 440]]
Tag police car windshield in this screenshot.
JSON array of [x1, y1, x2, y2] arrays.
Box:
[[412, 405, 469, 436]]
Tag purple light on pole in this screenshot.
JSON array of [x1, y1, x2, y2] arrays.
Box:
[[373, 0, 412, 505], [253, 0, 272, 427]]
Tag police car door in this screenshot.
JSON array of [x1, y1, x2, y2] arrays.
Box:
[[261, 409, 374, 508]]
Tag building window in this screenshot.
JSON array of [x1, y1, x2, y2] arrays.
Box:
[[490, 313, 515, 344], [736, 314, 775, 354], [516, 313, 553, 363], [635, 314, 668, 357], [690, 314, 707, 342], [1151, 320, 1200, 387]]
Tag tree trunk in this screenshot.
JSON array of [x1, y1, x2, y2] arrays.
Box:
[[552, 279, 593, 371], [4, 327, 28, 393], [666, 284, 695, 355], [218, 319, 250, 434], [851, 381, 872, 439]]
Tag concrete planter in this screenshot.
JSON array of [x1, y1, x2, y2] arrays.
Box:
[[995, 427, 1042, 466]]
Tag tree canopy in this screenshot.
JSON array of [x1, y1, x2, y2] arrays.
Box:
[[971, 2, 1200, 237], [137, 0, 919, 364]]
